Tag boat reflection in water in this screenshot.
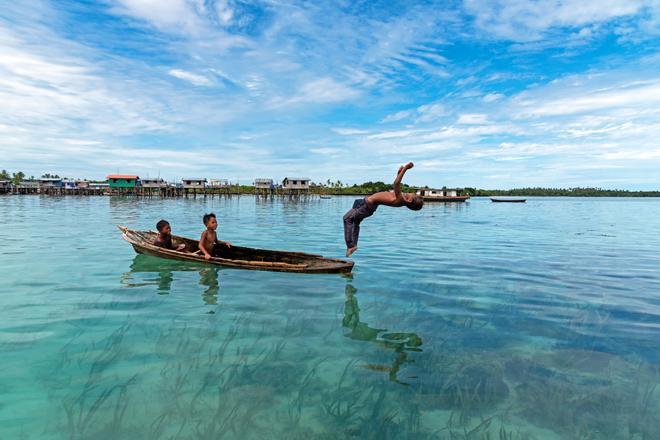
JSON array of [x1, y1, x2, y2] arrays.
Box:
[[342, 283, 422, 385], [122, 254, 220, 306]]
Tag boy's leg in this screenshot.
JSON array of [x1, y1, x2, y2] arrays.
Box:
[[352, 222, 360, 247], [344, 198, 368, 257], [343, 218, 360, 257], [343, 213, 356, 249]]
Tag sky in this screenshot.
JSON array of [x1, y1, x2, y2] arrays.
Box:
[[1, 0, 660, 189]]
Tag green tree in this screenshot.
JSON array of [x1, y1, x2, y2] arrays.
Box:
[[0, 169, 10, 180], [11, 171, 25, 185]]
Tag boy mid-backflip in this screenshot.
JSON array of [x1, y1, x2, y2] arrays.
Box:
[[343, 162, 423, 257]]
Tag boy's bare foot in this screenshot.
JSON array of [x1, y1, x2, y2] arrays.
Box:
[[346, 246, 358, 257]]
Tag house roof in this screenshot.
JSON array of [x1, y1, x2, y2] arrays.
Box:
[[107, 174, 139, 179], [283, 177, 310, 181], [39, 177, 63, 181], [182, 177, 207, 181]]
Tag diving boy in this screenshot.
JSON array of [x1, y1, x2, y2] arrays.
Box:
[[199, 213, 232, 260], [154, 220, 186, 251], [343, 162, 423, 257]]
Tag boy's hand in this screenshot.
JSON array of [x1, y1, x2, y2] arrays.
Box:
[[404, 162, 414, 170], [177, 244, 186, 251], [225, 241, 232, 248], [204, 253, 211, 260]]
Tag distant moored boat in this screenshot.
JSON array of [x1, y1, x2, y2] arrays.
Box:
[[490, 198, 526, 203], [416, 188, 470, 202]]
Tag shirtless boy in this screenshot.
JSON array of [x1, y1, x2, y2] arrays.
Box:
[[199, 213, 232, 260], [343, 162, 423, 257], [154, 219, 186, 251]]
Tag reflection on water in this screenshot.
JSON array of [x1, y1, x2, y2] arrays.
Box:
[[156, 271, 173, 293], [122, 254, 219, 305], [199, 267, 219, 305], [343, 284, 422, 385]]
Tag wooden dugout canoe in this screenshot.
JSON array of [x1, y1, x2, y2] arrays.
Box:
[[118, 226, 354, 274]]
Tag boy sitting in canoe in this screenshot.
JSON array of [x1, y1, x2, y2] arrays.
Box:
[[198, 213, 232, 260], [343, 162, 423, 257], [154, 220, 186, 251]]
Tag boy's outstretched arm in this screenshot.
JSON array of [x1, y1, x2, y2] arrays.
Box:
[[368, 162, 415, 206], [393, 162, 414, 200]]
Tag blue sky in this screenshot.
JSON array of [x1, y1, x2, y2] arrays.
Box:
[[1, 0, 660, 188]]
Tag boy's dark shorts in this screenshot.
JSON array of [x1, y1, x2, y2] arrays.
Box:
[[344, 197, 377, 223]]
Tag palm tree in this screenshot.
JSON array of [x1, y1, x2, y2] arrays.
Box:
[[11, 171, 25, 185]]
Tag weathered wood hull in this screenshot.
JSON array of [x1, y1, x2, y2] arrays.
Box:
[[118, 226, 353, 274]]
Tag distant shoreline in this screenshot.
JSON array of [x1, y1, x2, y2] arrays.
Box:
[[3, 192, 660, 198], [2, 176, 658, 197]]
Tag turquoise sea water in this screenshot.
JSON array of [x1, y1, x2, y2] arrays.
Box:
[[1, 195, 659, 439]]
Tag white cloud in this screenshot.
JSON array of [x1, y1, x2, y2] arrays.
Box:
[[168, 69, 213, 86], [517, 79, 660, 117], [416, 103, 447, 122], [456, 75, 478, 86], [109, 0, 249, 49], [381, 109, 415, 123], [0, 28, 171, 137], [298, 77, 360, 103], [457, 114, 489, 124], [310, 147, 343, 156], [381, 102, 446, 124], [332, 128, 370, 135], [271, 77, 360, 107], [367, 129, 416, 140], [602, 149, 660, 160], [483, 93, 504, 102], [111, 0, 203, 32], [463, 0, 648, 41], [216, 0, 234, 25]]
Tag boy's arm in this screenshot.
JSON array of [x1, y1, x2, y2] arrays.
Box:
[[216, 236, 232, 248], [199, 231, 212, 259], [367, 162, 415, 206], [393, 162, 414, 199]]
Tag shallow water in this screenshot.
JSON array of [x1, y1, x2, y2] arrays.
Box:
[[1, 195, 659, 439]]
